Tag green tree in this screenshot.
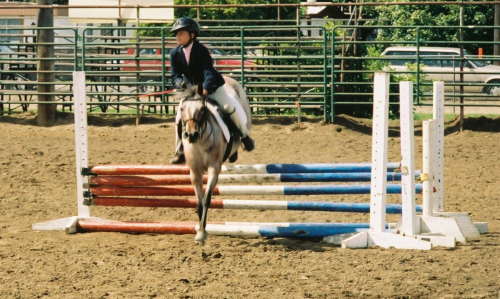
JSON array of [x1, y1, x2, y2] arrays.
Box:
[[140, 0, 303, 38], [336, 2, 497, 119], [174, 0, 302, 24], [139, 0, 304, 39], [365, 2, 495, 54]]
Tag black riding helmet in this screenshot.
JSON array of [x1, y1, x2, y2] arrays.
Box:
[[171, 17, 200, 37]]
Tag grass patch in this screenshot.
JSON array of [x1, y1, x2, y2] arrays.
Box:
[[413, 113, 458, 120], [414, 112, 500, 120]]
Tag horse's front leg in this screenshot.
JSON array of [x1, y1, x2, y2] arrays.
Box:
[[190, 169, 205, 244], [194, 166, 220, 244]]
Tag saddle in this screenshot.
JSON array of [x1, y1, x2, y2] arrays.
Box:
[[205, 100, 231, 142], [204, 98, 241, 162]]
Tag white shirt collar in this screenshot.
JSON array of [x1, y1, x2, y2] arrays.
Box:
[[182, 42, 194, 64]]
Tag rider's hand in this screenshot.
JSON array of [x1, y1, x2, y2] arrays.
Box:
[[202, 89, 208, 96]]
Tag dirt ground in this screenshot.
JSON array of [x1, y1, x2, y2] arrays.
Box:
[[0, 112, 499, 299]]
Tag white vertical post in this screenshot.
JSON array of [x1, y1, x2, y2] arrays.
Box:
[[433, 81, 445, 211], [370, 72, 390, 232], [422, 119, 436, 217], [399, 81, 418, 236], [73, 71, 91, 218], [431, 120, 440, 213]]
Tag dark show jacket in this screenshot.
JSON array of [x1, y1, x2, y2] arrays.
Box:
[[170, 40, 225, 94]]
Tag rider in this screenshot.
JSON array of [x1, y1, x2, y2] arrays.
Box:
[[169, 16, 255, 164]]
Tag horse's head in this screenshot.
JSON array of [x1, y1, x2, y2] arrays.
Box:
[[178, 88, 208, 144]]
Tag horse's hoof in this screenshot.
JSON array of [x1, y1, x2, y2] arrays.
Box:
[[195, 231, 207, 244], [169, 152, 185, 164], [194, 240, 206, 246]]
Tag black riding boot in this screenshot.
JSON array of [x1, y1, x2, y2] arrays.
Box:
[[228, 151, 238, 163], [241, 136, 255, 152], [170, 143, 185, 164]]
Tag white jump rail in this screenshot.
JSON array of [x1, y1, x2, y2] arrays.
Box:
[[32, 71, 102, 232], [340, 74, 484, 250], [32, 72, 487, 249]]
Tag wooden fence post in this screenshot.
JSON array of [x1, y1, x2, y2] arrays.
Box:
[[36, 0, 56, 126]]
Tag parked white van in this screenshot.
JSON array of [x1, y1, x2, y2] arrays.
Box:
[[380, 46, 500, 95]]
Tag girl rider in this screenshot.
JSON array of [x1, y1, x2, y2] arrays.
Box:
[[169, 17, 255, 164]]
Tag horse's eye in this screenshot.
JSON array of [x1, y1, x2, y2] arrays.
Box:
[[180, 107, 184, 112]]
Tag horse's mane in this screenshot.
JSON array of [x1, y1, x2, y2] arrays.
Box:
[[175, 85, 200, 102]]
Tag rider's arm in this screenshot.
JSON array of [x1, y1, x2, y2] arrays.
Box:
[[170, 47, 185, 89], [199, 45, 219, 94]]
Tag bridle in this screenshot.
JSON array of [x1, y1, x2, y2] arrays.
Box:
[[181, 94, 209, 142]]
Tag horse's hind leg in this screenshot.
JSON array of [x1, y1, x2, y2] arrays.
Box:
[[194, 166, 220, 244]]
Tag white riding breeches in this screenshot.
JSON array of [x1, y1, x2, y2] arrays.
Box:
[[175, 85, 250, 138], [209, 86, 249, 137]]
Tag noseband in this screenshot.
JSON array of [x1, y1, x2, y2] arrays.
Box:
[[182, 117, 205, 139]]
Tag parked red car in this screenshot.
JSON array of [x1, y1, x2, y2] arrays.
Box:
[[122, 44, 255, 93], [122, 44, 256, 73]]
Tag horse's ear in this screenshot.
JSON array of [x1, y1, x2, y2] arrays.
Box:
[[197, 83, 203, 96], [174, 88, 190, 102], [181, 82, 196, 98]]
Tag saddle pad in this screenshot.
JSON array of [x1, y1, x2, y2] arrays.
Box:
[[206, 102, 230, 142]]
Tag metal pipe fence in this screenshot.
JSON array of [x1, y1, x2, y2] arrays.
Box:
[[2, 24, 500, 122], [0, 25, 329, 121]]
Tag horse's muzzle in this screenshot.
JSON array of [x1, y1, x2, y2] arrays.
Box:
[[184, 131, 200, 143]]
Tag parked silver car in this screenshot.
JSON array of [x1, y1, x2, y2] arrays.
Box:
[[381, 46, 500, 95]]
